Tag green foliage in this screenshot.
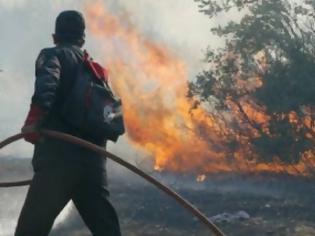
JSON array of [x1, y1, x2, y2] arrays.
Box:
[[191, 0, 315, 164]]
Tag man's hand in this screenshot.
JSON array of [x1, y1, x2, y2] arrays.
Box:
[[21, 124, 37, 133], [21, 124, 42, 144], [22, 104, 46, 144]]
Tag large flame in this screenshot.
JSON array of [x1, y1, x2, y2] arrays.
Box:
[[85, 2, 314, 176]]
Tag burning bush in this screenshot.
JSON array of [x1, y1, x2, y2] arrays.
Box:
[[189, 0, 315, 175], [85, 1, 315, 176]]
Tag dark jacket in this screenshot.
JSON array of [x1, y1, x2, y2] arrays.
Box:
[[31, 44, 107, 171]]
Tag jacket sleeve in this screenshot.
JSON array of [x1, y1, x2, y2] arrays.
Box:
[[31, 49, 61, 112]]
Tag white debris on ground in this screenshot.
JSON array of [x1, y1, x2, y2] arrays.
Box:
[[209, 211, 250, 223]]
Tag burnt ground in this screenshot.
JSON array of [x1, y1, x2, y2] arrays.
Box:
[[110, 177, 315, 236], [1, 157, 315, 236]]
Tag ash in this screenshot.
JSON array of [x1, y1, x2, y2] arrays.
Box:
[[1, 157, 315, 236]]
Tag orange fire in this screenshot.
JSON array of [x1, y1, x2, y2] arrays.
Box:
[[84, 2, 315, 176]]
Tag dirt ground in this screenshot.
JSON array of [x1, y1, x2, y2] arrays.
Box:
[[53, 172, 315, 236], [1, 157, 315, 236]]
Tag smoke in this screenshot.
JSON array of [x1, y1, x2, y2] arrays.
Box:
[[0, 0, 216, 234], [0, 0, 86, 156], [0, 0, 213, 156]]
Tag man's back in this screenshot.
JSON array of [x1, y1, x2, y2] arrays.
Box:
[[31, 44, 107, 169], [33, 44, 83, 134]]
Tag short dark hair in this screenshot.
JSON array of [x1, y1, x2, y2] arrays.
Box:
[[54, 10, 85, 46]]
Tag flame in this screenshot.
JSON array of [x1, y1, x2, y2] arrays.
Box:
[[84, 2, 315, 176]]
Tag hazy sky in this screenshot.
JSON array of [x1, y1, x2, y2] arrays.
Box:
[[0, 0, 216, 157]]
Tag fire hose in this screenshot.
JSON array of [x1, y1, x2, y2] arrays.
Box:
[[0, 129, 226, 236]]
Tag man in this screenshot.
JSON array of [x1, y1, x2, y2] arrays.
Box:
[[15, 10, 122, 236]]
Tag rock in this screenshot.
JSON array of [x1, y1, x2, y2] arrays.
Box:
[[294, 225, 315, 236], [209, 210, 250, 223]]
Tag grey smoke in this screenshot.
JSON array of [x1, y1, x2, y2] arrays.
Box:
[[0, 0, 215, 234]]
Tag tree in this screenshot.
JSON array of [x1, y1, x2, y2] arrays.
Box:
[[189, 0, 315, 169]]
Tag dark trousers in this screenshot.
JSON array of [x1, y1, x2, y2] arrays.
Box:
[[14, 160, 121, 236]]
